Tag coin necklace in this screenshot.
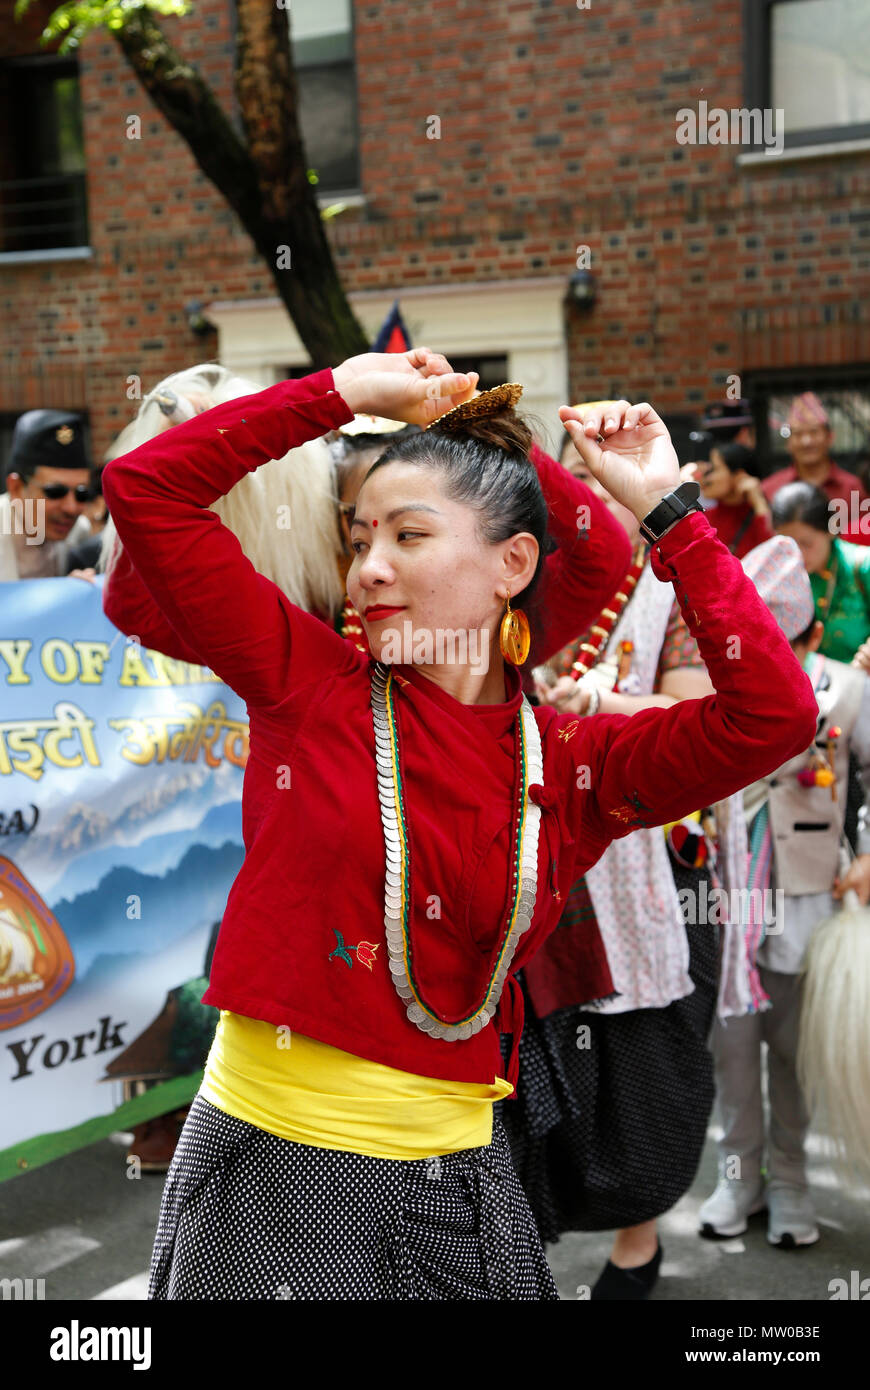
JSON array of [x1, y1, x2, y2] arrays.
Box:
[[370, 661, 543, 1041]]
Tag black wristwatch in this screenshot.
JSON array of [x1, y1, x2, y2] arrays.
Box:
[[639, 481, 703, 545]]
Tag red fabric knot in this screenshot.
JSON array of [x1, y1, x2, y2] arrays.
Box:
[[528, 783, 575, 846], [497, 975, 526, 1093], [527, 783, 574, 902]]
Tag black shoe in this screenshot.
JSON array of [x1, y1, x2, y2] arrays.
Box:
[[590, 1242, 663, 1301]]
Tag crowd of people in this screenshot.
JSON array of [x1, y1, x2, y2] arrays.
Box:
[[4, 355, 869, 1301]]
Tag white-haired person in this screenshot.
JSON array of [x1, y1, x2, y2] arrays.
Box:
[[100, 348, 816, 1300], [99, 362, 345, 632]]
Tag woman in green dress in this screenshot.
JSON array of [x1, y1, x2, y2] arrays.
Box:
[[772, 481, 870, 666]]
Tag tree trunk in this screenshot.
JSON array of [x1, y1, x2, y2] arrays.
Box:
[[111, 6, 369, 367]]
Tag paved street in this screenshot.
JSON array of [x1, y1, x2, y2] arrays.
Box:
[[1, 1122, 867, 1302]]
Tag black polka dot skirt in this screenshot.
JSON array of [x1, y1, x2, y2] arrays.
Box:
[[147, 1096, 559, 1301]]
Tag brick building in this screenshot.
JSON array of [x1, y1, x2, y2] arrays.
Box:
[[1, 0, 868, 469]]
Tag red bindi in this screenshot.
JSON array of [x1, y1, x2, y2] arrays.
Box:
[[372, 518, 378, 527]]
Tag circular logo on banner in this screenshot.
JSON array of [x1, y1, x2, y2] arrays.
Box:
[[0, 857, 75, 1031]]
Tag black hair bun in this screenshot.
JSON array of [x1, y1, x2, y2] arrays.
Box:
[[453, 407, 532, 458]]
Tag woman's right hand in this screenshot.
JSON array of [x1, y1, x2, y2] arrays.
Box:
[[332, 349, 478, 425]]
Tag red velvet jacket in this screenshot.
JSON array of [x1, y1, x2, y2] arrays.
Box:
[[101, 371, 818, 1088]]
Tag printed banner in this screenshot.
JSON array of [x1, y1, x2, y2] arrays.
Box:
[[0, 576, 246, 1179]]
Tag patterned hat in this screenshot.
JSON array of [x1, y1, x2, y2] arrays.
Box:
[[7, 409, 90, 478], [741, 535, 815, 641], [787, 392, 829, 430]]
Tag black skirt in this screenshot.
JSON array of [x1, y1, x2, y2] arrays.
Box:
[[148, 1095, 559, 1301], [499, 860, 718, 1240]]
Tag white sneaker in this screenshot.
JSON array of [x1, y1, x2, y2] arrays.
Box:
[[698, 1177, 767, 1239], [766, 1184, 819, 1248]]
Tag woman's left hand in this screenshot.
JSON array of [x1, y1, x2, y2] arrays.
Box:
[[332, 349, 478, 425], [558, 400, 681, 522], [539, 674, 595, 715], [832, 853, 870, 905]]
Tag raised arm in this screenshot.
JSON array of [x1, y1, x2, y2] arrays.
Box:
[[573, 510, 817, 847], [100, 366, 347, 666], [101, 353, 476, 707], [526, 441, 633, 668], [101, 370, 361, 707], [552, 401, 817, 851], [103, 535, 204, 663]]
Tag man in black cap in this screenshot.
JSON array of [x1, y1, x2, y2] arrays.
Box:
[[1, 409, 96, 580], [701, 398, 756, 450]]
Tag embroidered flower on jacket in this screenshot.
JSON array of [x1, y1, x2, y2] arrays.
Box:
[[609, 790, 655, 828], [328, 929, 380, 971]]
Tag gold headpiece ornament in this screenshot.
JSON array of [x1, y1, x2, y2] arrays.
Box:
[[424, 382, 523, 432]]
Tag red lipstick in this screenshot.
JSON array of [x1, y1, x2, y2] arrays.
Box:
[[364, 604, 407, 621]]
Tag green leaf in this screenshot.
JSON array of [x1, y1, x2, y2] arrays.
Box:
[[15, 1, 193, 54]]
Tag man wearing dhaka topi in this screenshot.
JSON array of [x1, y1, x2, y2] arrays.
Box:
[[762, 393, 867, 511]]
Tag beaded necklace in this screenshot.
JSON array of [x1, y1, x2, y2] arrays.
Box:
[[570, 543, 647, 681], [370, 661, 543, 1041]]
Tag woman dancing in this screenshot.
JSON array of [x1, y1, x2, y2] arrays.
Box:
[[97, 363, 632, 1174], [100, 347, 816, 1300]]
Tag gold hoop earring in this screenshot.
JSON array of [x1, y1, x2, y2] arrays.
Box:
[[499, 590, 531, 666]]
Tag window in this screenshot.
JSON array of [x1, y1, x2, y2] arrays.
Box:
[[744, 0, 870, 150], [742, 366, 870, 478], [0, 412, 20, 481], [445, 355, 509, 391], [288, 0, 360, 193], [0, 55, 88, 253]]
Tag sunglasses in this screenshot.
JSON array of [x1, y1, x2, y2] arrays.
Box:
[[38, 483, 97, 502]]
